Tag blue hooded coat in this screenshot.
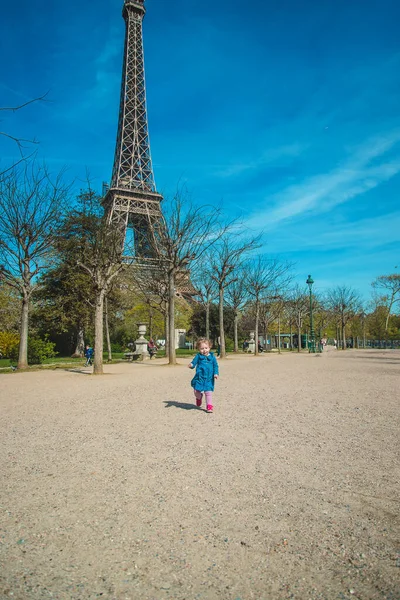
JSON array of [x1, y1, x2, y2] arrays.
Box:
[[190, 352, 219, 392]]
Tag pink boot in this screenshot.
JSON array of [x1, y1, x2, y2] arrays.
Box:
[[194, 391, 202, 407], [206, 404, 213, 413]]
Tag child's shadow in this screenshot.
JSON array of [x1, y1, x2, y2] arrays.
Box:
[[164, 400, 205, 411]]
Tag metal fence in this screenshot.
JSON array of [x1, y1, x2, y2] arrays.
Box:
[[344, 338, 400, 349]]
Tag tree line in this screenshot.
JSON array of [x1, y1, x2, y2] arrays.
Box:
[[0, 160, 399, 373]]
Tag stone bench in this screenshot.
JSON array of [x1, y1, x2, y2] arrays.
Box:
[[123, 352, 141, 362]]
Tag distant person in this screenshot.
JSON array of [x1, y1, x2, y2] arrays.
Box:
[[188, 337, 219, 413], [84, 344, 94, 366], [243, 340, 249, 351], [147, 339, 158, 359]]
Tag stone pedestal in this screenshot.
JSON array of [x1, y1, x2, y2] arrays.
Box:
[[175, 329, 186, 349], [248, 330, 256, 353], [135, 323, 149, 360]]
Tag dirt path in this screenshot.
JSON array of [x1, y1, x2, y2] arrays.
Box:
[[1, 349, 399, 600]]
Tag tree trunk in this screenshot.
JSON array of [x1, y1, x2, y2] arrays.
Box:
[[168, 270, 176, 365], [297, 324, 301, 353], [342, 322, 346, 350], [278, 315, 281, 354], [385, 298, 393, 332], [93, 291, 105, 374], [17, 293, 29, 369], [218, 285, 226, 358], [255, 301, 259, 355], [206, 302, 210, 341], [165, 311, 169, 359], [233, 312, 239, 352], [289, 323, 293, 350], [105, 297, 112, 362], [72, 326, 85, 357]]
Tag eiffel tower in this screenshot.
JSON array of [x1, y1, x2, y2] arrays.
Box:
[[103, 0, 162, 258]]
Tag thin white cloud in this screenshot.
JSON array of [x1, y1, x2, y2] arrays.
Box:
[[245, 130, 400, 229], [260, 209, 400, 258]]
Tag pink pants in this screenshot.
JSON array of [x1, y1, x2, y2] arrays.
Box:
[[194, 389, 213, 405]]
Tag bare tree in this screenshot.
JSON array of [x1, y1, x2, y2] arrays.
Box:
[[372, 272, 400, 332], [287, 285, 309, 353], [0, 161, 70, 368], [245, 257, 292, 355], [258, 300, 278, 350], [191, 257, 218, 342], [210, 236, 260, 359], [326, 286, 362, 349], [130, 266, 170, 353], [271, 295, 288, 354], [151, 192, 225, 365], [225, 272, 249, 352]]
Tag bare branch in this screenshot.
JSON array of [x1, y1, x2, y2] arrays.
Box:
[[0, 93, 49, 177], [0, 131, 39, 147], [0, 93, 49, 113]]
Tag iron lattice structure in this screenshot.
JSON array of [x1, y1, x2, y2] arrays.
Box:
[[104, 0, 162, 257]]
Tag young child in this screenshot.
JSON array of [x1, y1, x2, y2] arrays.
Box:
[[188, 337, 219, 413], [84, 344, 94, 366]]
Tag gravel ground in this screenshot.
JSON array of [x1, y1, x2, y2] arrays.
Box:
[[1, 348, 399, 600]]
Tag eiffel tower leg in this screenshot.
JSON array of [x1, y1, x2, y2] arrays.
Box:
[[134, 217, 153, 257], [107, 201, 128, 254]]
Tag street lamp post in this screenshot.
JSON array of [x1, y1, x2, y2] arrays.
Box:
[[306, 275, 316, 353]]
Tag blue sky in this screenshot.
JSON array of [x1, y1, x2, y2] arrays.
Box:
[[1, 0, 399, 300]]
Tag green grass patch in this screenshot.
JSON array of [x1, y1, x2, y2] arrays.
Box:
[[0, 358, 13, 368], [155, 348, 197, 358]]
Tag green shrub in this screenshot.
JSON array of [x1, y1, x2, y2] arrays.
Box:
[[9, 336, 58, 364], [29, 337, 58, 364]]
